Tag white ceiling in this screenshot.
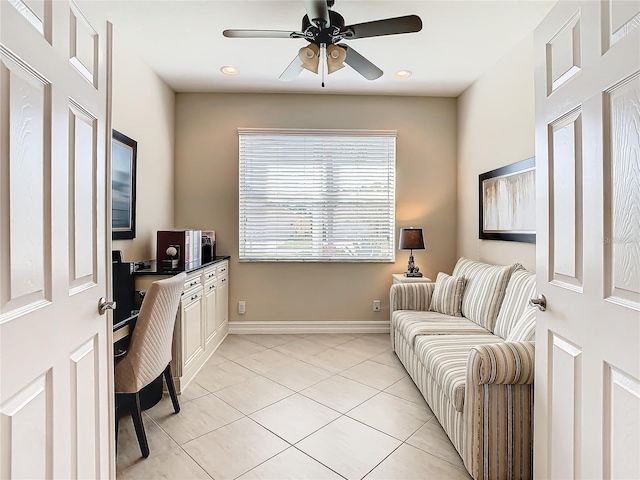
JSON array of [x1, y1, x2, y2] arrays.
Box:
[[86, 0, 556, 97]]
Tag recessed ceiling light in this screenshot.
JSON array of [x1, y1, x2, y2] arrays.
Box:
[[221, 65, 239, 76], [395, 70, 412, 79]]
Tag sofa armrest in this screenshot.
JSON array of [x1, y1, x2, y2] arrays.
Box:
[[464, 341, 535, 479], [468, 341, 535, 385], [389, 283, 435, 313]]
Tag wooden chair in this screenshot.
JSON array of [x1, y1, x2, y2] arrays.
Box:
[[114, 272, 186, 458]]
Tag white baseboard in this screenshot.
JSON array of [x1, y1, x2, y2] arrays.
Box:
[[228, 320, 390, 334]]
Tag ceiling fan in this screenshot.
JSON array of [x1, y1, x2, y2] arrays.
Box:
[[222, 0, 422, 86]]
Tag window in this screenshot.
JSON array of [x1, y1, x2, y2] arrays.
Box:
[[239, 128, 396, 262]]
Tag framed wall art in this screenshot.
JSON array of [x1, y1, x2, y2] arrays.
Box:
[[479, 157, 535, 243], [112, 130, 137, 240]]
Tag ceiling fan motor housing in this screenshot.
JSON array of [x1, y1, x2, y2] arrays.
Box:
[[302, 10, 346, 45]]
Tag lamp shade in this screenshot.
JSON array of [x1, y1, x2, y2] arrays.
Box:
[[299, 44, 319, 73], [326, 44, 346, 74], [399, 228, 425, 250]]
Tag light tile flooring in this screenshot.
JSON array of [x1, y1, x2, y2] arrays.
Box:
[[116, 333, 471, 480]]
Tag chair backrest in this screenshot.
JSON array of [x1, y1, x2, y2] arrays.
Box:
[[115, 272, 186, 393]]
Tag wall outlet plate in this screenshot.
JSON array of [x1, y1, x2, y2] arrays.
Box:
[[238, 301, 246, 314], [373, 300, 381, 312]]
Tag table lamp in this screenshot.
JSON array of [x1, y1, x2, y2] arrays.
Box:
[[399, 227, 425, 277]]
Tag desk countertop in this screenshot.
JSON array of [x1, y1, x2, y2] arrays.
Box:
[[133, 256, 230, 276]]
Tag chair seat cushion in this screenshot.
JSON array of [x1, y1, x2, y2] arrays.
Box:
[[414, 334, 504, 412], [392, 310, 493, 348]]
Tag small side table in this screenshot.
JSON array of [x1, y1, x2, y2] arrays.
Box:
[[392, 273, 432, 284]]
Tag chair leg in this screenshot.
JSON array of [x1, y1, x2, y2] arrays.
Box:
[[128, 392, 150, 458], [163, 364, 181, 414]]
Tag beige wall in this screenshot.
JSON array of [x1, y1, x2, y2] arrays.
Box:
[[457, 35, 536, 270], [174, 93, 457, 322], [111, 35, 175, 262]]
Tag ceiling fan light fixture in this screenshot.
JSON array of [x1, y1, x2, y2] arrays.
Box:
[[298, 44, 320, 73], [220, 65, 239, 76], [394, 70, 412, 79], [326, 44, 347, 74]]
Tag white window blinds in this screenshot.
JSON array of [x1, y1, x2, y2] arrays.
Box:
[[239, 128, 396, 262]]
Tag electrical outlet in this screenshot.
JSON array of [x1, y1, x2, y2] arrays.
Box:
[[238, 301, 246, 314], [373, 300, 381, 312]]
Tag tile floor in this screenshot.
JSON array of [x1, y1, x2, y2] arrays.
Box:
[[116, 333, 471, 480]]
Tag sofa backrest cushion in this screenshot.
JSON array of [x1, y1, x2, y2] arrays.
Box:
[[452, 258, 522, 331], [506, 307, 536, 342], [429, 272, 466, 317], [493, 269, 537, 339]]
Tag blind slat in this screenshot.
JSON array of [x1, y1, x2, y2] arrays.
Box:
[[239, 130, 396, 262]]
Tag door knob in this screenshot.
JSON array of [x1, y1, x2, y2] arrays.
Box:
[[529, 294, 546, 312], [98, 297, 116, 315]]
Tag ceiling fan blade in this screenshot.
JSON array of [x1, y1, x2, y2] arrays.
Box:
[[344, 15, 422, 39], [339, 45, 383, 80], [303, 0, 330, 27], [223, 29, 299, 39], [279, 55, 304, 81]]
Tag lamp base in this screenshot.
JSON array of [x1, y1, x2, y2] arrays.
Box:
[[404, 272, 423, 277]]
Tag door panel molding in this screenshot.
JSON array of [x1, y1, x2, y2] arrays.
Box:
[[70, 337, 100, 479], [604, 363, 640, 478], [68, 99, 98, 295], [0, 46, 52, 324], [7, 0, 52, 42], [69, 0, 98, 87], [603, 72, 640, 311], [0, 371, 52, 479], [549, 332, 582, 480], [601, 0, 640, 52], [548, 106, 584, 292], [546, 9, 582, 95]]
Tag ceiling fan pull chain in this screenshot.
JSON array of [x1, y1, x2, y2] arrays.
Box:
[[320, 43, 326, 87]]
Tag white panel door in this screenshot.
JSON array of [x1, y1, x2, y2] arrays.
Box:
[[534, 1, 640, 478], [0, 1, 113, 478]]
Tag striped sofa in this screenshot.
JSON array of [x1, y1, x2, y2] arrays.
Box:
[[390, 258, 536, 480]]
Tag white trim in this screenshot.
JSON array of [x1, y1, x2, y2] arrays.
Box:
[[228, 320, 390, 334], [238, 128, 397, 137]]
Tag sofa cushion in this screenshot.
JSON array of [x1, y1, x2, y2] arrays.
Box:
[[452, 258, 522, 332], [414, 334, 504, 412], [506, 307, 536, 342], [393, 311, 492, 348], [429, 272, 466, 317], [493, 269, 537, 339]]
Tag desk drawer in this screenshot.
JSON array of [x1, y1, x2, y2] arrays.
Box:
[[183, 274, 201, 293], [216, 261, 228, 278], [181, 286, 203, 304], [203, 265, 217, 284]]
